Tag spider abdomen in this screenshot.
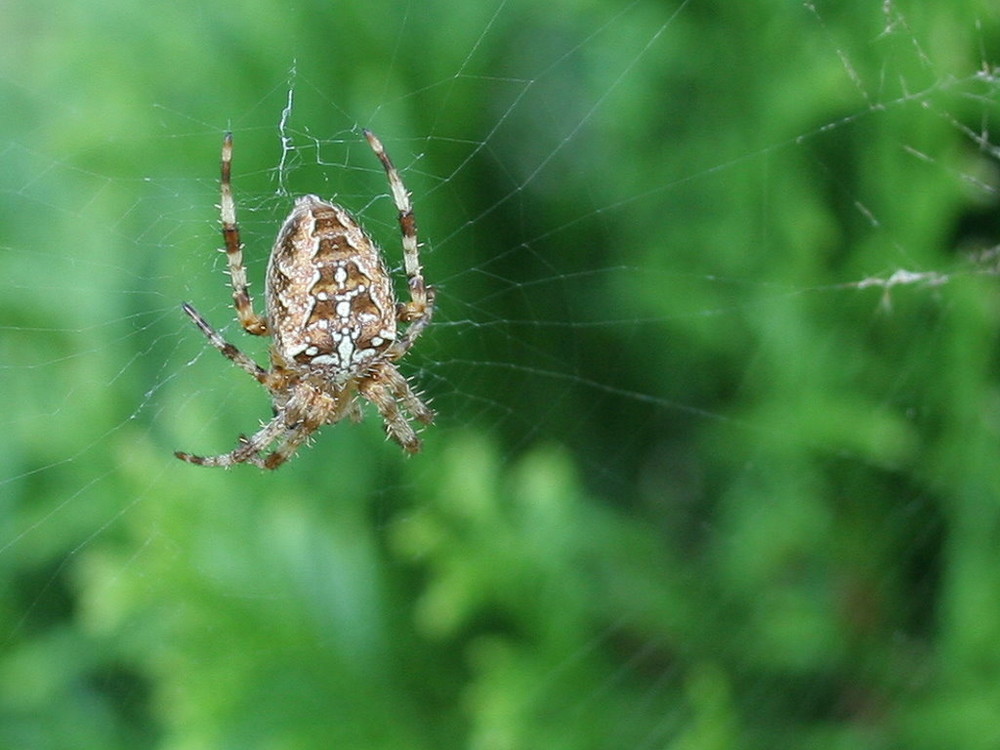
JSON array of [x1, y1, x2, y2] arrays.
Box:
[[266, 195, 397, 378]]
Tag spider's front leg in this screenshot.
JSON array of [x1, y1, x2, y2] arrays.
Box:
[[174, 415, 287, 469], [175, 303, 290, 467], [250, 386, 357, 469], [358, 364, 433, 454]]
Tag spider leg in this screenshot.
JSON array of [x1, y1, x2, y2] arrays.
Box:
[[387, 286, 436, 361], [181, 302, 272, 386], [363, 129, 434, 331], [358, 367, 427, 454], [174, 412, 287, 468], [257, 424, 313, 470], [378, 362, 434, 425], [257, 387, 356, 469], [220, 132, 269, 336]]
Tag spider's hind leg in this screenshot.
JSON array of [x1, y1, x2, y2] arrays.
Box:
[[220, 132, 269, 337]]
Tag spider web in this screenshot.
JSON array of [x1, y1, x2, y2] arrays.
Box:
[[2, 0, 1000, 747]]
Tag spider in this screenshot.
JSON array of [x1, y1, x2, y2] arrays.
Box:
[[175, 129, 434, 469]]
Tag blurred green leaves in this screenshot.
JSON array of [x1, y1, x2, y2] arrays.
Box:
[[2, 0, 1000, 748]]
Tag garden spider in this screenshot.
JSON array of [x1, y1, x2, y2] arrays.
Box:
[[175, 130, 434, 469]]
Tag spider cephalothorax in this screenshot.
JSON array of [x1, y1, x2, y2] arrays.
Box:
[[175, 130, 434, 469]]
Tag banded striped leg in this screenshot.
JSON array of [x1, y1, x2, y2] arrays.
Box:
[[376, 361, 434, 425], [385, 286, 436, 361], [175, 302, 280, 466], [175, 384, 343, 469], [179, 302, 270, 385], [175, 414, 285, 468], [359, 363, 433, 454], [256, 388, 359, 470], [220, 132, 268, 336], [363, 129, 434, 330], [359, 379, 420, 454]]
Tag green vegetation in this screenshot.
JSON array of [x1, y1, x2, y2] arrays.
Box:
[[1, 0, 999, 747]]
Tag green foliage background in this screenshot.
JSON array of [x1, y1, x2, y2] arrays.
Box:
[[1, 0, 999, 748]]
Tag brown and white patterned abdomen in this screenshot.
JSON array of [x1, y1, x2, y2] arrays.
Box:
[[266, 195, 397, 381]]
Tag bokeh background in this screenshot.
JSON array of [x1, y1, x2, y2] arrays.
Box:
[[2, 0, 1000, 747]]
